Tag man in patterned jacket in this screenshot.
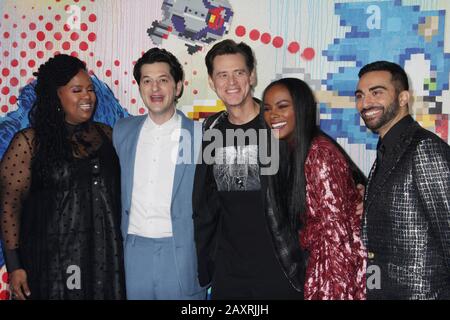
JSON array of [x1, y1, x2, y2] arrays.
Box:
[[355, 60, 450, 299]]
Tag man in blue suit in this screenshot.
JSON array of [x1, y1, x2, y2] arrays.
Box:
[[113, 48, 206, 300]]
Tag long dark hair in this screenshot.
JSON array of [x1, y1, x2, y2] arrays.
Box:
[[263, 78, 366, 233], [29, 54, 89, 173]]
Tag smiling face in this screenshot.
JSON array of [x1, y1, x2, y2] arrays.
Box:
[[263, 84, 296, 141], [57, 70, 96, 125], [208, 53, 256, 110], [355, 70, 410, 137], [139, 62, 182, 124]]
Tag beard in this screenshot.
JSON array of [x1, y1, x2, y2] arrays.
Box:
[[362, 99, 400, 133]]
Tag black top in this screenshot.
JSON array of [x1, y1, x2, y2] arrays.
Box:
[[207, 114, 300, 299], [0, 122, 125, 299], [374, 115, 414, 179]]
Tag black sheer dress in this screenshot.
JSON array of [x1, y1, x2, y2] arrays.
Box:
[[0, 122, 125, 299]]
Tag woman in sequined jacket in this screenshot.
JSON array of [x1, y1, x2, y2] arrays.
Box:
[[263, 78, 367, 299]]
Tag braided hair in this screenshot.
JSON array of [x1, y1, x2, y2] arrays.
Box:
[[29, 54, 88, 174]]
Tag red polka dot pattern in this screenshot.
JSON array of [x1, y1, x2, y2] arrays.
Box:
[[249, 29, 260, 41], [302, 47, 316, 60], [234, 25, 316, 61], [235, 25, 246, 37], [1, 2, 101, 115]]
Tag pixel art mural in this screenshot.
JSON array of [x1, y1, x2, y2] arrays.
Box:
[[0, 0, 449, 299], [148, 0, 234, 54]]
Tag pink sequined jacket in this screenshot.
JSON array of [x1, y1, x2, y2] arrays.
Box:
[[300, 135, 366, 300]]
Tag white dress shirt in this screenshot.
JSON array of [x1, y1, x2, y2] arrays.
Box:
[[128, 111, 181, 238]]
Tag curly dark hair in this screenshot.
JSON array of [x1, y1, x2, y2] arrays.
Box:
[[29, 54, 90, 173]]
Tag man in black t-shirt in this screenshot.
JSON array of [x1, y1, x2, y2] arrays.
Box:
[[192, 40, 305, 299]]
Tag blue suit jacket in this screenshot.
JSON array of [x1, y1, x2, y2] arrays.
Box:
[[112, 110, 205, 296]]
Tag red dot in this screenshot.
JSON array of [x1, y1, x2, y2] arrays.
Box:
[[261, 33, 271, 44], [20, 51, 27, 58], [105, 70, 111, 77], [22, 15, 26, 19], [45, 22, 53, 31], [9, 95, 17, 104], [28, 60, 36, 68], [1, 86, 10, 95], [3, 32, 10, 39], [63, 24, 71, 32], [54, 32, 62, 41], [3, 14, 9, 19], [288, 41, 300, 54], [82, 6, 86, 11], [38, 15, 43, 21], [21, 32, 27, 39], [2, 68, 10, 77], [1, 105, 8, 113], [28, 41, 36, 50], [89, 52, 94, 57], [13, 24, 17, 29], [11, 59, 18, 67], [235, 25, 246, 37], [131, 98, 136, 104], [10, 77, 18, 87], [62, 41, 71, 51], [29, 23, 36, 30], [70, 32, 79, 41], [272, 36, 284, 48], [12, 42, 18, 48], [81, 23, 88, 31], [302, 47, 316, 60], [89, 14, 97, 22], [249, 29, 260, 41], [20, 69, 27, 77], [88, 32, 96, 42], [132, 80, 136, 85], [55, 14, 61, 21], [45, 41, 54, 50], [184, 80, 189, 86], [193, 70, 197, 75], [114, 60, 120, 67], [79, 41, 88, 51], [3, 51, 9, 57], [48, 6, 52, 10], [193, 89, 198, 95], [96, 60, 102, 67], [139, 107, 145, 114], [54, 51, 60, 56], [114, 80, 119, 85], [70, 51, 78, 58], [37, 51, 44, 59], [36, 31, 45, 41]]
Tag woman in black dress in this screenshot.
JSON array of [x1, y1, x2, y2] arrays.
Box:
[[0, 54, 125, 299]]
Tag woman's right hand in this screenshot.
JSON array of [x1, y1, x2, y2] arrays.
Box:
[[9, 269, 31, 300]]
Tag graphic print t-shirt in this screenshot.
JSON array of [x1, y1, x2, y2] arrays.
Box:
[[209, 114, 282, 282]]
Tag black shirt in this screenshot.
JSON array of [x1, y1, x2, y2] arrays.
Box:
[[374, 115, 414, 178], [207, 113, 300, 299]]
